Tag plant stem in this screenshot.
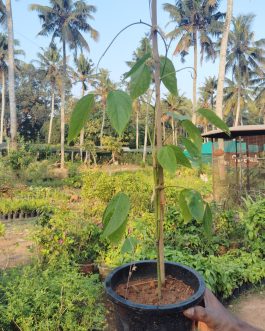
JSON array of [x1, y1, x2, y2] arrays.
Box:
[[151, 0, 165, 299]]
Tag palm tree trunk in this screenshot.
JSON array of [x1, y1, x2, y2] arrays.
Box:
[[6, 0, 17, 150], [60, 39, 66, 169], [143, 103, 149, 164], [216, 0, 233, 119], [152, 0, 165, 295], [100, 98, 106, 147], [136, 101, 139, 150], [80, 85, 85, 161], [234, 85, 241, 126], [192, 30, 198, 124], [0, 71, 5, 144], [48, 88, 55, 144]]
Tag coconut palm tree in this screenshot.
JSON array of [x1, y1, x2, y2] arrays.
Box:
[[0, 33, 24, 144], [215, 0, 233, 120], [5, 0, 16, 149], [223, 77, 254, 125], [30, 0, 98, 168], [92, 69, 115, 146], [163, 0, 224, 124], [0, 33, 8, 144], [35, 42, 62, 144], [73, 53, 94, 153], [199, 76, 217, 109], [226, 14, 265, 126]]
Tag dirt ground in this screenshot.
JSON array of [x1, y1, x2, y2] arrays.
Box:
[[229, 286, 265, 330], [0, 218, 35, 269]]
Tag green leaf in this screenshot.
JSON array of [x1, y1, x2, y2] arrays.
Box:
[[179, 189, 192, 223], [68, 94, 94, 143], [160, 56, 178, 96], [157, 145, 178, 173], [102, 192, 130, 244], [171, 145, 192, 168], [106, 90, 132, 136], [197, 108, 230, 135], [157, 145, 191, 173], [124, 52, 151, 79], [203, 203, 213, 238], [181, 137, 200, 158], [167, 112, 189, 122], [179, 189, 204, 222], [121, 237, 139, 254], [129, 63, 152, 99], [181, 119, 202, 150], [185, 190, 205, 222]]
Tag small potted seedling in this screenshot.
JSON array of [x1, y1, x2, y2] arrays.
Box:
[[68, 1, 229, 329]]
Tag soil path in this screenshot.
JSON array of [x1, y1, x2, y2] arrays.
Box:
[[229, 288, 265, 330], [0, 218, 35, 269]]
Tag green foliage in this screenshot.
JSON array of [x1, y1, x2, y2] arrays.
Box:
[[34, 210, 106, 264], [243, 197, 265, 254], [68, 94, 95, 142], [0, 198, 53, 215], [124, 52, 151, 79], [24, 160, 52, 183], [102, 192, 130, 243], [157, 145, 191, 173], [5, 148, 34, 171], [129, 63, 151, 99], [180, 120, 202, 150], [106, 90, 132, 136], [0, 261, 106, 330], [197, 108, 230, 135], [160, 56, 178, 96]]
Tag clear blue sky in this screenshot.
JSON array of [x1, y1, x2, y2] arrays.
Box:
[[11, 0, 264, 98]]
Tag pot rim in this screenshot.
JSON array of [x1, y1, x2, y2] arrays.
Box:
[[104, 260, 205, 311]]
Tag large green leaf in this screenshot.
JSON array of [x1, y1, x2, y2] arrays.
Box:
[[106, 90, 132, 136], [160, 56, 178, 96], [102, 192, 130, 244], [197, 108, 230, 135], [68, 94, 94, 143], [203, 203, 213, 238], [179, 189, 204, 222], [181, 137, 200, 158], [171, 145, 192, 168], [124, 52, 151, 79], [185, 189, 205, 222], [157, 145, 191, 173], [121, 237, 139, 254], [179, 189, 192, 223], [157, 145, 177, 173], [181, 119, 202, 150], [129, 63, 152, 99]]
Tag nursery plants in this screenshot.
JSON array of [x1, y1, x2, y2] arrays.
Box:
[[68, 1, 230, 329]]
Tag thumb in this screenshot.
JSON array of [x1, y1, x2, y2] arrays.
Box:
[[183, 306, 209, 323]]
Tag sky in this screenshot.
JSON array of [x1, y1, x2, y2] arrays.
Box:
[[11, 0, 265, 99]]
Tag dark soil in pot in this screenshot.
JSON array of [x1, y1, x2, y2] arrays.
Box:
[[105, 260, 205, 331]]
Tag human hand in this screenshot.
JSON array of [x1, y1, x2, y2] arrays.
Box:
[[183, 289, 262, 331]]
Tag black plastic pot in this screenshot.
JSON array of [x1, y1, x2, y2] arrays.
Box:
[[105, 260, 205, 331]]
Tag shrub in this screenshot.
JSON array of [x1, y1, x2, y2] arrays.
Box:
[[24, 160, 52, 183], [244, 197, 265, 255], [34, 210, 107, 264], [0, 260, 106, 330]]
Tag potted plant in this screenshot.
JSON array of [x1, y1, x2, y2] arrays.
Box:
[[68, 1, 230, 329]]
